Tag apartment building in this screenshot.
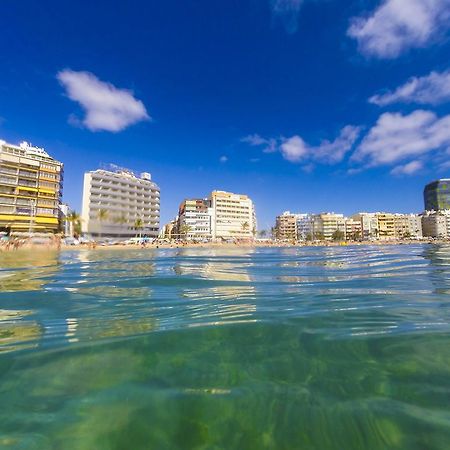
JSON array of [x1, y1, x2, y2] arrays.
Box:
[[297, 214, 313, 240], [178, 199, 213, 240], [345, 218, 362, 240], [209, 190, 256, 240], [351, 213, 378, 240], [392, 214, 422, 239], [313, 213, 346, 240], [421, 210, 450, 238], [0, 140, 63, 234], [375, 213, 395, 240], [275, 211, 298, 240], [81, 167, 160, 238]]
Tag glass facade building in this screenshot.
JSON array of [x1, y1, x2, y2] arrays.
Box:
[[424, 179, 450, 211]]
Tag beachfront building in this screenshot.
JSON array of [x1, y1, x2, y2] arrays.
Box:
[[0, 139, 63, 234], [351, 213, 378, 240], [177, 199, 213, 240], [312, 213, 346, 240], [393, 214, 422, 239], [376, 213, 396, 240], [345, 218, 362, 240], [421, 210, 450, 238], [297, 214, 313, 240], [159, 218, 178, 240], [81, 166, 160, 238], [209, 190, 256, 240], [275, 211, 298, 240], [424, 179, 450, 211]]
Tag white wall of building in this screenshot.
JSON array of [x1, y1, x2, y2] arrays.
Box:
[[81, 169, 160, 238]]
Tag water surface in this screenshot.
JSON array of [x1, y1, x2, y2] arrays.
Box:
[[1, 244, 450, 449]]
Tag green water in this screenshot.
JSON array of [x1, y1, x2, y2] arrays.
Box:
[[1, 245, 450, 449]]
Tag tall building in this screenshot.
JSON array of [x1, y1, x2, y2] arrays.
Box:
[[178, 199, 213, 240], [393, 213, 422, 239], [424, 179, 450, 211], [209, 190, 256, 240], [81, 167, 160, 238], [275, 211, 298, 240], [0, 139, 63, 234], [296, 214, 313, 240], [351, 213, 378, 240], [313, 213, 346, 240], [421, 210, 450, 238], [376, 213, 396, 240], [345, 218, 362, 240]]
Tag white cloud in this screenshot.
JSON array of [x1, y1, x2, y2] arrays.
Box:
[[370, 69, 450, 106], [271, 0, 305, 33], [348, 0, 450, 59], [241, 134, 277, 153], [280, 135, 309, 162], [57, 69, 150, 132], [353, 110, 450, 166], [391, 160, 423, 175], [280, 125, 362, 163], [219, 155, 228, 163], [243, 126, 361, 165]]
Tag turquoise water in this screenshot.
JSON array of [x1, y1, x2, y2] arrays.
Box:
[[1, 245, 450, 449]]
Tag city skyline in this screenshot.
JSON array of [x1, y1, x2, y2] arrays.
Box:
[[2, 0, 450, 230]]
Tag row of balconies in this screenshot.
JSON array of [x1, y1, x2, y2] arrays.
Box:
[[90, 180, 159, 190]]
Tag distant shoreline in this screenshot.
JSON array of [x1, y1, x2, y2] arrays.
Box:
[[1, 239, 447, 254], [60, 240, 444, 250]]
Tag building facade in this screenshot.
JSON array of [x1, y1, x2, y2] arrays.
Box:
[[209, 190, 256, 240], [81, 167, 160, 238], [178, 199, 213, 240], [275, 211, 298, 240], [424, 179, 450, 211], [421, 210, 450, 238], [313, 213, 346, 240], [297, 214, 313, 240], [0, 140, 63, 234]]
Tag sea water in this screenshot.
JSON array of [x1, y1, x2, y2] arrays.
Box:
[[1, 245, 450, 449]]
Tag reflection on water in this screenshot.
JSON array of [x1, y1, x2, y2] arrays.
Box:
[[1, 244, 450, 449]]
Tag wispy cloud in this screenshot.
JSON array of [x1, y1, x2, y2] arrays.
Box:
[[270, 0, 305, 33], [370, 69, 450, 106], [57, 69, 150, 132], [242, 126, 361, 165], [219, 155, 228, 163], [391, 160, 424, 175], [280, 126, 361, 163], [347, 0, 450, 59], [352, 110, 450, 166], [241, 134, 277, 153]]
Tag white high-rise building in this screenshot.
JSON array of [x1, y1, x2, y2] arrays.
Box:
[[209, 190, 256, 240], [81, 167, 160, 238], [178, 199, 213, 240]]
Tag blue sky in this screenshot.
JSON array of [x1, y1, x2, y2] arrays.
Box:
[[1, 0, 450, 230]]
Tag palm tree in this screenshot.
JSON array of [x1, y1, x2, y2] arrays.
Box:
[[134, 217, 144, 238], [259, 230, 267, 238], [96, 209, 109, 239], [179, 224, 192, 240], [67, 210, 82, 238], [241, 221, 250, 235]]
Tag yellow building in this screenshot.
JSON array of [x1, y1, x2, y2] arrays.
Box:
[[376, 213, 395, 240], [0, 140, 63, 234]]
